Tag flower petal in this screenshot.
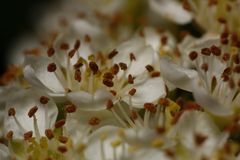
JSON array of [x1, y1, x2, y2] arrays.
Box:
[[149, 0, 192, 24], [67, 89, 113, 111], [160, 57, 198, 92]]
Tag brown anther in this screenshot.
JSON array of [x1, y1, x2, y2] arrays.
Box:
[[119, 62, 128, 71], [217, 17, 226, 24], [47, 47, 55, 57], [161, 36, 168, 45], [58, 136, 68, 144], [232, 54, 240, 64], [6, 130, 13, 140], [89, 61, 99, 74], [233, 65, 240, 73], [128, 74, 134, 84], [108, 49, 118, 59], [171, 111, 183, 125], [40, 96, 49, 104], [110, 90, 117, 96], [103, 79, 114, 87], [164, 149, 175, 158], [210, 45, 221, 56], [106, 99, 113, 110], [222, 75, 229, 82], [103, 72, 114, 80], [208, 0, 218, 6], [222, 53, 230, 61], [88, 117, 101, 126], [74, 39, 81, 50], [156, 126, 165, 134], [74, 69, 81, 82], [45, 129, 54, 140], [65, 104, 77, 113], [189, 51, 198, 61], [139, 29, 145, 37], [183, 101, 201, 110], [131, 110, 138, 120], [226, 4, 232, 12], [221, 37, 229, 45], [55, 119, 66, 128], [24, 131, 33, 140], [144, 103, 156, 113], [182, 0, 191, 11], [74, 62, 83, 69], [201, 48, 211, 56], [128, 88, 136, 96], [151, 71, 161, 77], [8, 108, 16, 116], [111, 64, 119, 75], [194, 134, 207, 146], [58, 146, 68, 153], [201, 63, 208, 72], [84, 34, 91, 43], [159, 98, 169, 107], [68, 49, 77, 58], [228, 78, 235, 89], [130, 53, 136, 61], [145, 65, 154, 72], [47, 63, 57, 72], [60, 43, 69, 50], [28, 106, 38, 118]]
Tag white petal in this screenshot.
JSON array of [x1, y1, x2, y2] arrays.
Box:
[[0, 144, 10, 160], [114, 38, 154, 77], [149, 0, 192, 24], [160, 57, 198, 91], [24, 56, 65, 93], [123, 77, 166, 108], [4, 89, 58, 138], [67, 89, 113, 111], [193, 84, 233, 116]]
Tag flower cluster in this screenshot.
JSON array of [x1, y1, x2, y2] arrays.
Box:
[[1, 0, 240, 160]]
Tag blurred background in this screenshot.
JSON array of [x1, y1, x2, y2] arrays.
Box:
[[0, 0, 56, 74]]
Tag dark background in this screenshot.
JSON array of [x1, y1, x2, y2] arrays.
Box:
[[0, 0, 56, 75]]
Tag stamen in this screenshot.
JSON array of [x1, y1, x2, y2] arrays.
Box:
[[228, 78, 235, 89], [74, 69, 81, 82], [131, 110, 138, 120], [128, 88, 136, 96], [39, 96, 49, 104], [85, 34, 91, 43], [156, 126, 165, 134], [151, 71, 161, 77], [47, 63, 57, 72], [128, 74, 134, 84], [8, 108, 16, 116], [89, 62, 99, 75], [233, 65, 240, 73], [108, 49, 118, 59], [232, 54, 240, 64], [58, 136, 68, 144], [24, 131, 33, 140], [58, 146, 68, 153], [103, 72, 114, 80], [68, 49, 77, 58], [47, 47, 55, 57], [201, 63, 209, 72], [65, 104, 77, 113], [6, 130, 13, 140], [28, 106, 38, 118], [106, 99, 113, 110], [74, 39, 81, 50], [111, 64, 119, 75], [130, 53, 136, 61], [60, 42, 69, 50], [194, 134, 207, 146], [55, 119, 66, 128], [201, 48, 211, 56], [159, 98, 169, 107], [45, 129, 54, 140], [88, 117, 101, 126], [189, 51, 198, 61], [161, 36, 168, 46], [145, 65, 154, 72], [222, 53, 230, 61], [210, 45, 221, 56], [110, 90, 117, 96], [103, 79, 114, 87], [144, 103, 156, 113], [119, 62, 127, 71]]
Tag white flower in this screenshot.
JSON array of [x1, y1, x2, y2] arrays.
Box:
[[160, 35, 240, 116], [0, 144, 10, 160]]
